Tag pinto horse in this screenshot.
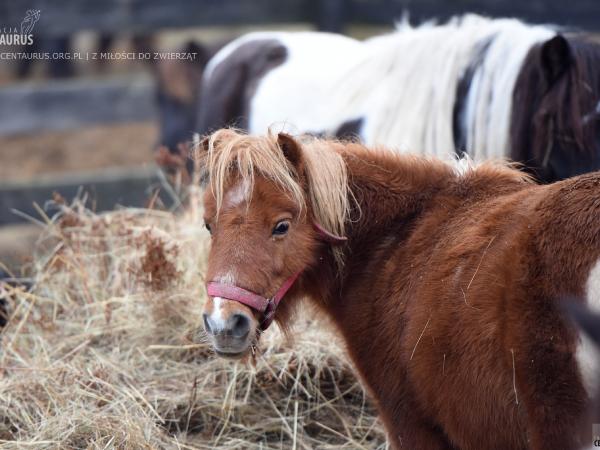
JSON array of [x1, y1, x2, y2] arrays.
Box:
[[199, 129, 600, 450], [196, 14, 600, 182]]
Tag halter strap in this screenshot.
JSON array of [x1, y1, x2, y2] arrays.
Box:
[[313, 222, 347, 245], [205, 221, 346, 330], [207, 270, 302, 330]]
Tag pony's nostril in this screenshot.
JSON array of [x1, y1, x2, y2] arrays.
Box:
[[230, 313, 250, 338], [203, 314, 213, 335], [204, 312, 250, 339]]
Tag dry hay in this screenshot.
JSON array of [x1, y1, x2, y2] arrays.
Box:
[[0, 194, 386, 449]]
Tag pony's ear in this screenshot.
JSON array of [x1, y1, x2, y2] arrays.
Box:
[[540, 35, 572, 84], [277, 133, 304, 175]]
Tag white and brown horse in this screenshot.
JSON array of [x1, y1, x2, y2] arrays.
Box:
[[194, 14, 600, 182], [199, 129, 600, 449]]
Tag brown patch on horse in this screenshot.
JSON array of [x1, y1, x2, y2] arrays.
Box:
[[199, 130, 599, 449], [196, 39, 287, 134]]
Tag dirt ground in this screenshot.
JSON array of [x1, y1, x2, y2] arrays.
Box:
[[0, 122, 157, 181], [0, 121, 158, 271]]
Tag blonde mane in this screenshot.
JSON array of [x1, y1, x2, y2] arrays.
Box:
[[200, 129, 350, 266]]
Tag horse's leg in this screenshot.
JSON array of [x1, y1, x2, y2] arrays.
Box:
[[389, 422, 454, 449], [515, 359, 586, 449], [383, 405, 455, 449], [510, 300, 588, 450]]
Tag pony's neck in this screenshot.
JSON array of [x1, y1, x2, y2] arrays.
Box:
[[297, 144, 454, 427], [341, 143, 453, 242], [302, 144, 454, 307]]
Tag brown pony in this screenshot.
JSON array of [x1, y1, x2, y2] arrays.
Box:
[[199, 129, 600, 449]]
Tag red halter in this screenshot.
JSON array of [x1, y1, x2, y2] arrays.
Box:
[[206, 222, 347, 330]]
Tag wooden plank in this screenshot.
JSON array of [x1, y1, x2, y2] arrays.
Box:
[[0, 166, 172, 226], [0, 0, 598, 35], [0, 0, 315, 37], [348, 0, 600, 31], [0, 76, 155, 135]]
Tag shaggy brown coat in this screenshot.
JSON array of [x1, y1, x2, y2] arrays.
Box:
[[201, 131, 600, 449]]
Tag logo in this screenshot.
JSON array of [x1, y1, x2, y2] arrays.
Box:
[[21, 9, 40, 35], [0, 9, 40, 45]]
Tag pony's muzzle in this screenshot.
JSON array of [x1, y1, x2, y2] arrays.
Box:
[[203, 312, 250, 339], [202, 302, 255, 357]]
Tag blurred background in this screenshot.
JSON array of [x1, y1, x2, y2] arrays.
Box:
[[0, 0, 598, 275]]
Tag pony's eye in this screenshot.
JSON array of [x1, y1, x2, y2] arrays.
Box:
[[205, 223, 212, 234], [272, 220, 290, 236]]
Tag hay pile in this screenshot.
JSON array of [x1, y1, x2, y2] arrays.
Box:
[[0, 195, 386, 449]]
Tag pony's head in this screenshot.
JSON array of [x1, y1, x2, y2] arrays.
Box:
[[198, 130, 349, 358], [512, 34, 600, 181]]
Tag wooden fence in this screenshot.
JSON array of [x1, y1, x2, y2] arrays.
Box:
[[0, 0, 598, 224], [1, 0, 598, 136], [0, 167, 173, 226], [2, 0, 598, 37]]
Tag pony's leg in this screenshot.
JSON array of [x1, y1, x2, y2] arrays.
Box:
[[385, 409, 454, 450], [516, 362, 586, 449], [510, 314, 588, 450]]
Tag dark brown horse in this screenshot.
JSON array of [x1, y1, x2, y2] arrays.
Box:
[[199, 129, 600, 449]]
